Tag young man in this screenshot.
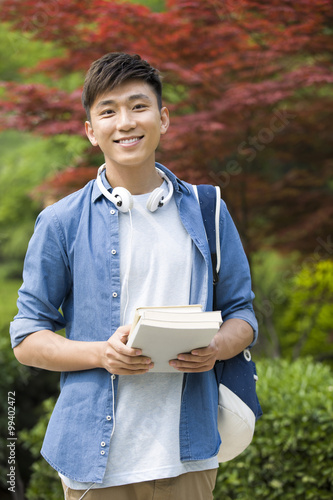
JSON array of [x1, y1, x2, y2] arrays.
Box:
[[10, 53, 258, 500]]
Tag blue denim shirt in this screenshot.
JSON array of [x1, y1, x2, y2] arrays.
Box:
[[10, 163, 258, 483]]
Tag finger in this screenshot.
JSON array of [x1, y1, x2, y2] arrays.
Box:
[[177, 353, 211, 363], [104, 354, 154, 373], [169, 356, 215, 371], [109, 363, 154, 376], [114, 324, 131, 340], [117, 324, 132, 334], [107, 335, 145, 358], [191, 345, 216, 356], [169, 360, 213, 373], [115, 361, 155, 373], [123, 354, 153, 366], [106, 349, 152, 367]]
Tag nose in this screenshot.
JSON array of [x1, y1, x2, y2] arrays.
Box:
[[116, 109, 136, 131]]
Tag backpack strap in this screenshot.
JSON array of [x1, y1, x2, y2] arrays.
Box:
[[193, 184, 221, 285], [194, 185, 262, 464]]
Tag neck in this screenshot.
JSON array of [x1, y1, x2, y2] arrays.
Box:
[[104, 161, 163, 195]]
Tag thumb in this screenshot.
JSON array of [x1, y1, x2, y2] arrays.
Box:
[[117, 324, 131, 343]]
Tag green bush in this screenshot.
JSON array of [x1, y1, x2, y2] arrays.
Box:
[[214, 358, 333, 499], [0, 275, 60, 497], [0, 276, 30, 489], [19, 398, 62, 500], [16, 358, 333, 499]]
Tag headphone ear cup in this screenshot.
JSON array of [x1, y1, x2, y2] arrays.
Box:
[[146, 187, 165, 212], [112, 187, 133, 213]]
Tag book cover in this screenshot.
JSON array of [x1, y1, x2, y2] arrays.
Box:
[[127, 306, 222, 372]]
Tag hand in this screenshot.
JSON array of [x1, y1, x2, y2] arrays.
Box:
[[100, 325, 154, 375], [169, 338, 219, 373], [169, 319, 255, 372]]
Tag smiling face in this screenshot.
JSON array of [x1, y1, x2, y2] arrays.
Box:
[[85, 80, 169, 176]]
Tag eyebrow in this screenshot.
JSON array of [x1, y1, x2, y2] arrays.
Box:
[[96, 93, 152, 108]]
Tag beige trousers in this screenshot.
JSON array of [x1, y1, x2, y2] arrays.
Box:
[[61, 469, 218, 500]]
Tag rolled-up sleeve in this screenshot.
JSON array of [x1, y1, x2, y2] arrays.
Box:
[[10, 206, 71, 348], [215, 201, 258, 346]]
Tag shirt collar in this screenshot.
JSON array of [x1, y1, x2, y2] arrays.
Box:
[[91, 168, 110, 203], [155, 162, 190, 195]]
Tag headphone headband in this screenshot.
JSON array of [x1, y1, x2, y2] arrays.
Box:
[[96, 164, 174, 213]]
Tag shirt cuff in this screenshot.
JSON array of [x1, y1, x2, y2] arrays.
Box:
[[10, 318, 55, 348], [222, 308, 258, 347]]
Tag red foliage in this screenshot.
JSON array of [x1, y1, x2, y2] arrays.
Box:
[[0, 83, 85, 134], [0, 0, 332, 254], [34, 165, 98, 204]]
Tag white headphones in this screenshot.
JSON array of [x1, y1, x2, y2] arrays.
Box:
[[96, 164, 174, 213]]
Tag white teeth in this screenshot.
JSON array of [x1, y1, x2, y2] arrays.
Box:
[[118, 137, 140, 144]]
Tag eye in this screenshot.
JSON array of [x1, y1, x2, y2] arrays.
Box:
[[101, 109, 115, 116], [133, 103, 147, 110]]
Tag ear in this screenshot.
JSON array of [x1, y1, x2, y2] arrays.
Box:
[[160, 107, 170, 136], [85, 121, 98, 146]]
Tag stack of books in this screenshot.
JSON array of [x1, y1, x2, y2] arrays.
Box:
[[127, 305, 222, 372]]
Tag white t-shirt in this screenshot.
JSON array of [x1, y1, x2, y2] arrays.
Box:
[[60, 185, 218, 490]]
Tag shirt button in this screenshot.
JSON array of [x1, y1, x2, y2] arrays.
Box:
[[101, 450, 105, 455], [106, 416, 111, 421], [111, 249, 117, 255], [110, 209, 116, 215], [112, 292, 118, 298], [101, 441, 106, 447]]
